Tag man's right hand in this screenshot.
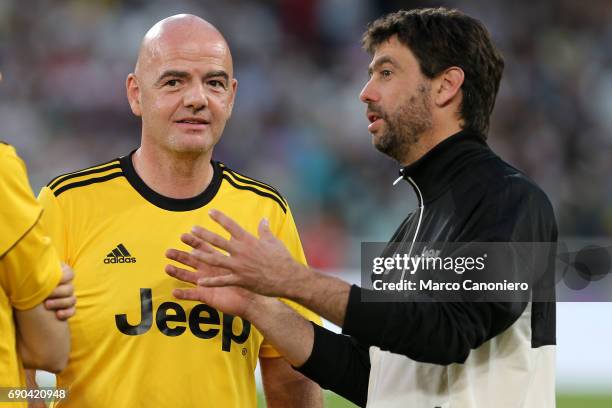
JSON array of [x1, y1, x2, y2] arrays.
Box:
[[43, 263, 76, 320], [165, 250, 317, 368], [165, 246, 259, 318], [166, 210, 309, 299]]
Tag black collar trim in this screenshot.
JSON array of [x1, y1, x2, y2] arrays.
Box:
[[120, 151, 222, 212]]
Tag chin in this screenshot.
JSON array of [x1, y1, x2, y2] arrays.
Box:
[[373, 133, 401, 160], [373, 132, 390, 151], [168, 133, 216, 154]]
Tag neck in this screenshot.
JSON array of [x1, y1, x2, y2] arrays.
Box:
[[132, 142, 213, 199], [399, 120, 463, 167]]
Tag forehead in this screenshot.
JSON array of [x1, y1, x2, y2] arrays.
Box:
[[145, 37, 232, 76], [369, 36, 420, 72]]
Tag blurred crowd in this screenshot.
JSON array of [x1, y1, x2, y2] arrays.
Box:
[[1, 0, 611, 268]]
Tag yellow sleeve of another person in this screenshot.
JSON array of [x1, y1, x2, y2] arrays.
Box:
[[0, 144, 61, 310], [0, 143, 62, 391]]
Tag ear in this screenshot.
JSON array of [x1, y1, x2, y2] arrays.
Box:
[[434, 66, 464, 107], [126, 73, 142, 117], [227, 78, 238, 118]]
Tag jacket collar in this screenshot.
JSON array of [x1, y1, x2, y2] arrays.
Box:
[[398, 129, 489, 203]]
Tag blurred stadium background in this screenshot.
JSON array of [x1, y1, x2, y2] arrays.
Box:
[[2, 0, 611, 406]]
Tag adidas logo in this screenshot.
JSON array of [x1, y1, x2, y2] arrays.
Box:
[[104, 243, 137, 264]]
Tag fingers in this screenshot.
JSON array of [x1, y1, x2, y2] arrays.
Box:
[[190, 249, 234, 269], [166, 248, 201, 270], [173, 288, 207, 302], [165, 264, 200, 284], [60, 263, 74, 283], [44, 295, 76, 311], [197, 275, 240, 288], [208, 209, 250, 241], [44, 264, 77, 321], [189, 227, 232, 253], [180, 233, 215, 253], [46, 282, 74, 299], [55, 306, 75, 321], [257, 218, 274, 240]]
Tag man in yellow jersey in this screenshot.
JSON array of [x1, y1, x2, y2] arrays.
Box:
[[0, 141, 71, 406], [36, 14, 322, 408]]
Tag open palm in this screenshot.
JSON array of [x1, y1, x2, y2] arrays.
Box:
[[165, 262, 256, 318]]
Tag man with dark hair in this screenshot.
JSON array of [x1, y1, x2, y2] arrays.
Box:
[[362, 8, 504, 139], [166, 8, 557, 407], [362, 7, 504, 139]]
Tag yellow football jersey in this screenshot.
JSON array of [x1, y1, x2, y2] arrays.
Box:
[[0, 143, 62, 400], [38, 151, 319, 408]]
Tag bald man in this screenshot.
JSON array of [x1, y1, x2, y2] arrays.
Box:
[[35, 14, 322, 407]]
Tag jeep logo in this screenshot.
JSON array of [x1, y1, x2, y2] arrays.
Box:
[[115, 288, 251, 352]]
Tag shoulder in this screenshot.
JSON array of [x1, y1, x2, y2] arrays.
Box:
[[458, 149, 553, 210], [0, 143, 42, 257], [0, 142, 20, 168], [483, 158, 553, 213], [463, 155, 557, 240], [0, 143, 32, 196], [217, 161, 288, 214], [45, 157, 123, 198]]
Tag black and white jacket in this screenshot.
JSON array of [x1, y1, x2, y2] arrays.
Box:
[[298, 129, 557, 408]]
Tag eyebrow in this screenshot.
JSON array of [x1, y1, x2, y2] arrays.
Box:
[[156, 70, 190, 85], [155, 69, 230, 86], [368, 56, 400, 76], [203, 70, 229, 83]]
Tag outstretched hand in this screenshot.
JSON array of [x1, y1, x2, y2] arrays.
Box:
[[168, 209, 308, 298], [165, 231, 260, 318]]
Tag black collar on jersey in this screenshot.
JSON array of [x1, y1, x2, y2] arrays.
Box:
[[120, 151, 222, 212], [398, 129, 490, 203]]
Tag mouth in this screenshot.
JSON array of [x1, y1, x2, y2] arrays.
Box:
[[367, 112, 381, 123], [175, 117, 210, 125], [367, 111, 383, 132]]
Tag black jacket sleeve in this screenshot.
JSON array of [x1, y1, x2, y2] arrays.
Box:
[[295, 323, 370, 407], [343, 286, 525, 365]]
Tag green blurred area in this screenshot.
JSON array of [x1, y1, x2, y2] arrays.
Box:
[[557, 394, 612, 408], [259, 392, 612, 407]]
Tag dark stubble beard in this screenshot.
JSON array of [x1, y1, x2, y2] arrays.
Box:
[[374, 82, 433, 162]]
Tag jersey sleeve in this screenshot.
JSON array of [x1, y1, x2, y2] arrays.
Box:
[[258, 205, 322, 359], [0, 145, 41, 257], [0, 145, 62, 310], [0, 220, 63, 310], [37, 186, 68, 262]]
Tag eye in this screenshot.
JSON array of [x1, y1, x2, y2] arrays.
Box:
[[208, 79, 226, 89], [381, 69, 392, 78], [165, 79, 180, 87]]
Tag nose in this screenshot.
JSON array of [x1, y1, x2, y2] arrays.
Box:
[[359, 79, 379, 104], [183, 82, 208, 112]]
